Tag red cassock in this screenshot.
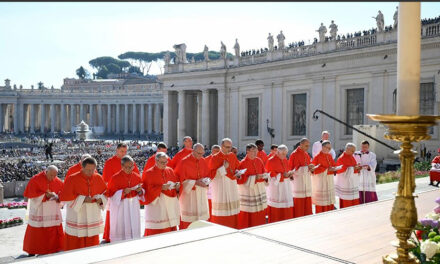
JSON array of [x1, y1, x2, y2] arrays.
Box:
[[237, 156, 267, 229], [257, 150, 268, 164], [59, 171, 107, 251], [311, 152, 336, 213], [168, 148, 193, 169], [336, 153, 361, 209], [23, 171, 64, 255], [142, 166, 179, 236], [430, 156, 440, 183], [143, 153, 172, 173], [265, 155, 294, 223], [288, 147, 313, 217], [107, 170, 143, 198], [174, 154, 210, 229], [65, 162, 82, 180], [208, 151, 240, 229], [102, 155, 140, 242]]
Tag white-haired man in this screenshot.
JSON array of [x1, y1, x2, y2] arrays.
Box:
[[174, 143, 210, 229], [143, 152, 180, 236], [265, 144, 294, 223], [335, 143, 362, 209], [208, 138, 240, 229], [312, 131, 336, 159], [23, 165, 64, 255]]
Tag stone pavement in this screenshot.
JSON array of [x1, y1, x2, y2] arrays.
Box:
[[0, 176, 437, 263]]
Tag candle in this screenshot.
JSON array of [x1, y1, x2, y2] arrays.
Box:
[[396, 2, 421, 116]]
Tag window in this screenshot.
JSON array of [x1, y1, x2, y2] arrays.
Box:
[[246, 97, 259, 136], [420, 82, 435, 134], [346, 88, 364, 135], [291, 93, 307, 136]]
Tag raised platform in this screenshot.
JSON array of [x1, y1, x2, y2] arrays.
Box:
[[17, 190, 439, 264]]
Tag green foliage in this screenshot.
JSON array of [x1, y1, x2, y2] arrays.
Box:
[[128, 66, 142, 74], [105, 63, 122, 74], [95, 65, 109, 79], [89, 56, 131, 71], [415, 161, 432, 172], [75, 66, 90, 79]]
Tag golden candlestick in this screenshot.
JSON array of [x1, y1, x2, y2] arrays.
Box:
[[368, 114, 440, 264]]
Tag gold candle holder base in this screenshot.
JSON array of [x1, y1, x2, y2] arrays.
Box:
[[367, 114, 440, 264]]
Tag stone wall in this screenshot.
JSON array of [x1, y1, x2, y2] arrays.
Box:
[[1, 180, 29, 198]]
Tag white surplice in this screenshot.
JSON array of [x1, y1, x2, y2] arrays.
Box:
[[354, 151, 377, 192], [211, 166, 240, 216], [266, 173, 293, 208], [179, 180, 209, 222], [311, 170, 335, 206], [237, 175, 267, 213], [26, 194, 62, 228], [290, 166, 312, 198], [109, 185, 144, 242], [335, 167, 360, 200], [65, 194, 107, 237], [145, 193, 180, 230]]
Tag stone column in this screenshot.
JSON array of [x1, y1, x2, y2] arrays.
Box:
[[177, 90, 186, 142], [217, 89, 225, 142], [80, 104, 84, 122], [70, 104, 75, 132], [201, 90, 210, 146], [155, 103, 161, 133], [50, 104, 55, 133], [132, 103, 137, 134], [107, 104, 111, 133], [124, 104, 128, 134], [89, 104, 94, 127], [140, 104, 145, 135], [148, 104, 153, 134], [19, 103, 24, 133], [60, 104, 65, 133], [116, 104, 120, 134], [13, 103, 19, 134], [30, 104, 35, 133], [97, 104, 102, 127], [40, 104, 45, 133], [0, 103, 4, 133]]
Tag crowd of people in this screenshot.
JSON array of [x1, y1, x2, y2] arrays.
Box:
[[19, 130, 390, 257]]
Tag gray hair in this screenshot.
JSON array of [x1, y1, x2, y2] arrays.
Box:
[[345, 142, 356, 150], [211, 145, 220, 151], [121, 155, 134, 165], [81, 153, 92, 162], [221, 138, 232, 146], [193, 143, 204, 150], [322, 140, 331, 147], [300, 138, 309, 144], [183, 136, 193, 142], [277, 144, 288, 153], [322, 130, 330, 136], [46, 165, 58, 173], [155, 152, 169, 161]]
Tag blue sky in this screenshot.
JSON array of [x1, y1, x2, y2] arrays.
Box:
[[0, 2, 439, 88]]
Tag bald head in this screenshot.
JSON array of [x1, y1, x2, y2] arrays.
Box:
[[46, 165, 58, 181]]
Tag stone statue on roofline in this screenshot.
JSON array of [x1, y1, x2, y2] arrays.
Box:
[[329, 20, 338, 40], [316, 23, 327, 42], [173, 43, 188, 64], [203, 45, 209, 62], [277, 30, 285, 50], [220, 41, 227, 59], [393, 6, 398, 29], [234, 38, 240, 58], [267, 33, 274, 51], [372, 10, 384, 32]]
